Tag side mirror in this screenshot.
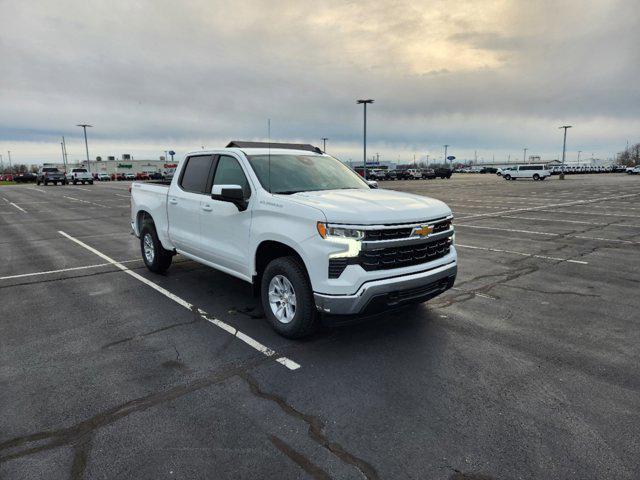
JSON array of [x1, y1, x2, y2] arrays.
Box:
[[211, 184, 248, 211], [366, 180, 378, 189]]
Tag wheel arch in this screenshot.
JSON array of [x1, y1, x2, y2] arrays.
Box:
[[252, 240, 309, 296]]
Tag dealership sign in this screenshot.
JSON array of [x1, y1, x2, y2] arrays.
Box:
[[117, 163, 133, 169]]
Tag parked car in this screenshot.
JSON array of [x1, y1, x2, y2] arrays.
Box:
[[480, 167, 498, 174], [66, 168, 94, 185], [628, 166, 640, 175], [383, 170, 397, 181], [149, 172, 163, 180], [395, 169, 410, 180], [502, 164, 551, 181], [37, 167, 66, 185], [97, 173, 111, 181], [434, 167, 453, 179], [13, 172, 37, 183], [124, 173, 136, 181], [1, 174, 14, 181], [113, 173, 126, 181], [421, 168, 436, 179], [406, 168, 422, 180], [136, 172, 150, 181], [131, 142, 457, 338]]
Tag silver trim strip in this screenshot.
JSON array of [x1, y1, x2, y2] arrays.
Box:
[[361, 227, 453, 249], [326, 215, 453, 231]]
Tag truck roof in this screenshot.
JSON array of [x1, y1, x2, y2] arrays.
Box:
[[184, 147, 325, 157]]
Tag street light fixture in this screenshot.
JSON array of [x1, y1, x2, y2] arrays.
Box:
[[76, 124, 93, 172], [443, 145, 450, 166], [559, 125, 572, 180], [523, 147, 528, 163], [357, 99, 374, 179], [321, 137, 328, 153]]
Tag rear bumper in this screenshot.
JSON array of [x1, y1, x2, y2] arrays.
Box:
[[313, 261, 457, 315]]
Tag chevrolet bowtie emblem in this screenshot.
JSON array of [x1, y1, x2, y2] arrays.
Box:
[[411, 225, 433, 237]]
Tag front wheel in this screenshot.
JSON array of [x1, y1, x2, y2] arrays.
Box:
[[261, 256, 318, 338], [533, 174, 540, 181], [140, 222, 173, 273], [504, 174, 511, 180]]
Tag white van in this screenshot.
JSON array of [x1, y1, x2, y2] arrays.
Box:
[[502, 164, 551, 181]]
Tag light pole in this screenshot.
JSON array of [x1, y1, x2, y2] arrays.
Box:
[[321, 137, 328, 153], [523, 147, 528, 163], [577, 150, 582, 162], [7, 151, 12, 173], [357, 99, 374, 179], [77, 124, 93, 172], [443, 145, 449, 167], [559, 125, 572, 180], [0, 154, 3, 172]]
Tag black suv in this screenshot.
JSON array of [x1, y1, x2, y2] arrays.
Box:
[[434, 167, 453, 179], [37, 167, 66, 185]]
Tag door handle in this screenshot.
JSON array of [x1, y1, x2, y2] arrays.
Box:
[[169, 198, 178, 205], [201, 204, 213, 212]]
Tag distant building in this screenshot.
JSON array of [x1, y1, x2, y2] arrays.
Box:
[[47, 158, 177, 176]]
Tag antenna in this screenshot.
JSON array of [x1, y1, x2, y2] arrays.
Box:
[[268, 118, 272, 193]]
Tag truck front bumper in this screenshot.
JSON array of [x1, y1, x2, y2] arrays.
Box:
[[313, 261, 457, 315]]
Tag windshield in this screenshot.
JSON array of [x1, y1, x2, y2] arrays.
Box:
[[73, 169, 87, 172], [43, 168, 59, 172], [247, 154, 369, 194]]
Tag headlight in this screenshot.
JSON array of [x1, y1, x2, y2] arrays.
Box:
[[317, 222, 363, 258], [316, 223, 364, 240]]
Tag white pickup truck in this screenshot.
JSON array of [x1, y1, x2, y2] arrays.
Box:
[[66, 168, 94, 185], [130, 142, 457, 337]]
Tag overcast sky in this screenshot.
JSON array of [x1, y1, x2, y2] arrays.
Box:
[[1, 0, 639, 165]]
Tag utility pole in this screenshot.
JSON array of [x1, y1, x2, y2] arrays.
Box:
[[357, 99, 374, 179], [376, 152, 380, 163], [577, 150, 582, 163], [321, 137, 328, 153], [474, 150, 478, 164], [523, 147, 528, 163], [0, 154, 3, 172], [559, 125, 572, 180], [61, 136, 69, 171], [76, 124, 93, 172], [443, 145, 449, 167], [7, 151, 12, 173]]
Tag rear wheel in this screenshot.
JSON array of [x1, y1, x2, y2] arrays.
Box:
[[533, 173, 540, 181], [261, 256, 318, 338], [504, 174, 511, 180], [140, 222, 173, 273]]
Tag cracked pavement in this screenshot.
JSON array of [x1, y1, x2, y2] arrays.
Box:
[[1, 174, 639, 479]]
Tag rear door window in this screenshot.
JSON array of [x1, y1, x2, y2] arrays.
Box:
[[179, 155, 215, 194]]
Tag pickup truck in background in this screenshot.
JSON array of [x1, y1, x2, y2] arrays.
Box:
[[66, 168, 94, 185], [130, 141, 457, 338], [37, 167, 66, 186]]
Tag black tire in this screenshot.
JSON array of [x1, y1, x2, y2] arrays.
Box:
[[504, 174, 511, 180], [140, 222, 173, 273], [260, 256, 318, 338], [89, 181, 94, 185], [540, 176, 546, 181], [533, 173, 540, 181]]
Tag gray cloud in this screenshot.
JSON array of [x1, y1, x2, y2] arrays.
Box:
[[1, 0, 639, 164]]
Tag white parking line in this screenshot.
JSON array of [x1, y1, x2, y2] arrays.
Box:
[[58, 230, 300, 371], [456, 192, 640, 220], [63, 195, 108, 208], [2, 197, 9, 203], [68, 186, 92, 192], [115, 193, 130, 198], [0, 259, 140, 280], [455, 224, 640, 244], [496, 215, 640, 229], [26, 187, 47, 193], [537, 209, 640, 219], [456, 244, 589, 264], [9, 202, 27, 213]]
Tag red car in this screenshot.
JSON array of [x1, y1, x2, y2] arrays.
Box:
[[136, 172, 150, 180]]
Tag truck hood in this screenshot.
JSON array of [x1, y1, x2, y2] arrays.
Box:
[[290, 188, 451, 224]]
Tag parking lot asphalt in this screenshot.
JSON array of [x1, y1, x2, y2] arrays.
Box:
[[1, 174, 639, 480]]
